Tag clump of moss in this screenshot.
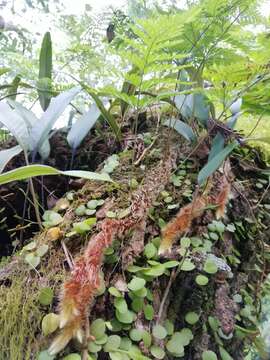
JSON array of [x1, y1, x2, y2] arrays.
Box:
[[0, 249, 66, 360]]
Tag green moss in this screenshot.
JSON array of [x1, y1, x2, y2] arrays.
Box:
[[0, 251, 66, 360], [237, 115, 270, 162], [0, 270, 41, 360]]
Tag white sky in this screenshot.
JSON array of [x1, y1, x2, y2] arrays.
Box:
[[1, 0, 270, 126], [2, 0, 270, 41], [64, 0, 127, 14]]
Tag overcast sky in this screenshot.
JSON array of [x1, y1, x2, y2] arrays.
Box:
[[1, 0, 270, 39]]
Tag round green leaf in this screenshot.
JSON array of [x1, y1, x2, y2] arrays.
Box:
[[43, 210, 63, 227], [96, 199, 105, 206], [25, 253, 40, 268], [195, 275, 209, 286], [178, 328, 194, 346], [128, 277, 146, 291], [181, 237, 191, 248], [132, 287, 147, 298], [108, 319, 122, 332], [114, 297, 128, 314], [202, 350, 218, 360], [87, 200, 98, 209], [116, 309, 135, 324], [39, 287, 54, 306], [94, 334, 108, 345], [23, 241, 37, 251], [73, 221, 91, 234], [36, 244, 49, 257], [88, 341, 102, 353], [166, 338, 184, 356], [109, 352, 125, 360], [143, 264, 165, 276], [144, 243, 157, 259], [163, 260, 179, 268], [150, 345, 165, 359], [185, 312, 199, 325], [203, 259, 218, 274], [152, 324, 167, 340], [75, 205, 86, 216], [85, 209, 96, 216], [42, 313, 59, 336], [38, 350, 55, 360], [104, 335, 121, 352], [143, 304, 154, 320], [219, 346, 234, 360], [120, 337, 132, 351], [164, 319, 174, 335], [131, 297, 144, 312], [142, 330, 152, 348], [90, 318, 106, 339], [129, 328, 143, 342], [181, 259, 195, 271], [209, 232, 219, 241], [109, 287, 122, 297], [62, 354, 81, 360], [215, 221, 225, 233]]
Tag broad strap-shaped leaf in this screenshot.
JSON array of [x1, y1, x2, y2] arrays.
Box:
[[8, 99, 51, 160], [0, 145, 22, 173], [175, 93, 209, 126], [175, 94, 192, 119], [29, 86, 81, 154], [227, 112, 241, 129], [163, 118, 196, 142], [67, 104, 101, 150], [227, 97, 242, 129], [38, 32, 52, 111], [0, 102, 29, 150], [0, 164, 112, 186], [193, 93, 209, 126], [86, 89, 121, 141], [229, 98, 242, 115], [208, 132, 224, 161], [198, 141, 238, 185], [7, 99, 38, 130]]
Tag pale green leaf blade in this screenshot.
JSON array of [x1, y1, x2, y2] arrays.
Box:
[[164, 118, 196, 142], [0, 102, 29, 150], [30, 86, 81, 153], [86, 89, 121, 141], [0, 145, 22, 173], [6, 100, 52, 158], [39, 32, 52, 79], [62, 170, 112, 182], [7, 99, 38, 129], [208, 132, 224, 162], [67, 104, 101, 150], [0, 164, 112, 185], [198, 141, 238, 185], [38, 32, 52, 111]]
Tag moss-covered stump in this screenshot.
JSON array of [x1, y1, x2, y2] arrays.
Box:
[[0, 131, 269, 360]]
